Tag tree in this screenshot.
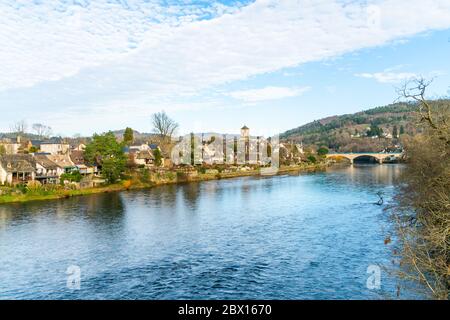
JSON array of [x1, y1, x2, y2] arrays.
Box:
[[266, 143, 272, 158], [400, 125, 405, 135], [123, 127, 134, 146], [32, 123, 52, 139], [393, 125, 398, 138], [11, 120, 27, 134], [317, 146, 329, 156], [29, 146, 38, 153], [84, 132, 126, 183], [367, 124, 383, 137], [153, 148, 163, 167], [0, 145, 6, 155], [151, 111, 179, 143], [392, 78, 450, 299]]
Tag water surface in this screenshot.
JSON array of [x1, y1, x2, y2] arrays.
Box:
[[0, 164, 423, 299]]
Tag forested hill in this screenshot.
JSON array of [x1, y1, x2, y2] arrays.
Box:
[[280, 101, 449, 152]]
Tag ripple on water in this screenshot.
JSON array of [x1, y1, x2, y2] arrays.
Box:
[[0, 165, 425, 299]]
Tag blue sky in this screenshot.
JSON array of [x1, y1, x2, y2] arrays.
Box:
[[0, 0, 450, 137]]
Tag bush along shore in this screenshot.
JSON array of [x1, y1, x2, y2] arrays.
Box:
[[0, 162, 328, 204]]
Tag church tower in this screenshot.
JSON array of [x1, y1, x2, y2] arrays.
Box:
[[241, 125, 250, 164]]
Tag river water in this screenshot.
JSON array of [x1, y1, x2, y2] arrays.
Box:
[[0, 164, 424, 299]]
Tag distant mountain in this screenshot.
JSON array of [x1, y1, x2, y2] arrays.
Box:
[[280, 100, 449, 152], [110, 129, 159, 143], [0, 132, 41, 140]]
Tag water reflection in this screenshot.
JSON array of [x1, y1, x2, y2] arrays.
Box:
[[0, 193, 125, 228], [331, 164, 404, 187], [0, 165, 422, 300]]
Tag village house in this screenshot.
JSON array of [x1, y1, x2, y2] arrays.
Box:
[[34, 154, 59, 184], [0, 136, 22, 155], [72, 143, 86, 151], [382, 131, 393, 139], [30, 140, 43, 150], [39, 139, 70, 155], [124, 143, 166, 168], [0, 142, 21, 155], [0, 154, 36, 185], [70, 150, 97, 175], [128, 144, 151, 153], [46, 154, 76, 174], [135, 149, 155, 167]]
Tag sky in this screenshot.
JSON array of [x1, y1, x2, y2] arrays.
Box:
[[1, 0, 450, 137]]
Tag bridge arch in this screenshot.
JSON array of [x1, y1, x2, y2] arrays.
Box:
[[326, 152, 402, 164], [352, 154, 383, 164]]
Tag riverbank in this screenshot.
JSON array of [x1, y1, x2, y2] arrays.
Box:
[[0, 163, 329, 204]]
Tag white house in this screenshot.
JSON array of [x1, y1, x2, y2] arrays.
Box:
[[0, 143, 21, 155], [34, 155, 60, 184], [0, 155, 36, 185], [73, 143, 86, 151], [40, 143, 70, 155], [129, 144, 150, 152], [46, 155, 75, 174], [40, 140, 70, 155], [134, 150, 155, 167]]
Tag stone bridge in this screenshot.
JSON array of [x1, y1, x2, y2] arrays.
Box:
[[326, 152, 403, 164]]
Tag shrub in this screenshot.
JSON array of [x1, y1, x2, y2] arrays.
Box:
[[139, 168, 151, 183], [15, 184, 28, 194], [165, 172, 175, 180], [60, 171, 82, 183], [198, 167, 206, 174], [307, 155, 317, 163], [392, 82, 450, 299], [317, 146, 329, 156], [176, 171, 187, 181]]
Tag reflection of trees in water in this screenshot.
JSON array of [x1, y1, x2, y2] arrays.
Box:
[[143, 184, 178, 210], [82, 193, 125, 222], [338, 164, 404, 187], [0, 204, 23, 228], [0, 193, 126, 228], [180, 183, 201, 210], [0, 201, 64, 227]]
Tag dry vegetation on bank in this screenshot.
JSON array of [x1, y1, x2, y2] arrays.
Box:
[[392, 80, 449, 299]]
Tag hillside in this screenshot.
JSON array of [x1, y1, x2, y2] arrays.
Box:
[[280, 101, 449, 152], [110, 129, 158, 143]]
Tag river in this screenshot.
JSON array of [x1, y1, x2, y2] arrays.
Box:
[[0, 164, 424, 299]]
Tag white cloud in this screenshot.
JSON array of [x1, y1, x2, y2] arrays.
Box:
[[355, 67, 447, 83], [1, 0, 450, 93], [355, 71, 417, 83], [227, 86, 311, 102], [0, 0, 244, 91], [1, 0, 450, 134]]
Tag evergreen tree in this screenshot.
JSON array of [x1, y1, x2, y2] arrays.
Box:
[[153, 148, 163, 167], [123, 127, 134, 146], [84, 132, 126, 183], [393, 125, 398, 138]]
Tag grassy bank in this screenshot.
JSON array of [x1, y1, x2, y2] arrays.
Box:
[[0, 163, 328, 204]]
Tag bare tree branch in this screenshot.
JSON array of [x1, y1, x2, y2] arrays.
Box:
[[397, 77, 450, 145], [10, 120, 28, 135], [151, 111, 179, 143], [32, 123, 52, 139]]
